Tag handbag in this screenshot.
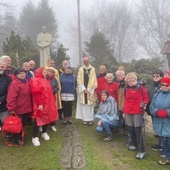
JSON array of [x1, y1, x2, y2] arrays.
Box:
[[1, 113, 24, 146]]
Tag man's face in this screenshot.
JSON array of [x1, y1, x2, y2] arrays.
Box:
[[83, 57, 90, 66], [23, 63, 30, 71], [29, 62, 35, 69], [116, 73, 125, 81], [0, 62, 5, 74], [99, 66, 106, 74], [62, 61, 69, 69], [5, 57, 11, 67], [48, 61, 55, 67], [152, 74, 162, 82]]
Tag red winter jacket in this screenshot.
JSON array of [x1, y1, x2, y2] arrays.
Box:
[[124, 85, 149, 114], [102, 81, 118, 102], [96, 73, 107, 99], [30, 67, 58, 126], [6, 78, 33, 114]]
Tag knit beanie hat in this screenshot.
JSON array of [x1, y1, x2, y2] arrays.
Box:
[[14, 68, 26, 75]]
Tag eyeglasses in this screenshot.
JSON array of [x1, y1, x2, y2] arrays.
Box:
[[153, 75, 160, 78], [161, 84, 170, 87]]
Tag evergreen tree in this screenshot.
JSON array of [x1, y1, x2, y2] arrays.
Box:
[[19, 0, 58, 46], [52, 44, 70, 69], [3, 31, 39, 67], [85, 30, 118, 71]]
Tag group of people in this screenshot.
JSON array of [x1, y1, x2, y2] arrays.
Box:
[[0, 55, 76, 147], [0, 54, 170, 165]]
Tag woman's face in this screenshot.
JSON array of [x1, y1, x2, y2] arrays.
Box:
[[127, 77, 137, 86], [47, 70, 54, 77], [42, 69, 47, 77], [161, 83, 170, 92], [16, 72, 26, 80], [101, 93, 108, 101], [106, 76, 113, 83]]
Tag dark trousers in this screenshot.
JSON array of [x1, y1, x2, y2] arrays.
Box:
[[62, 101, 73, 118], [32, 120, 48, 138], [58, 109, 63, 120], [128, 126, 145, 152], [14, 113, 29, 141]]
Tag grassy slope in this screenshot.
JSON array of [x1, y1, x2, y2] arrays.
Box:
[[0, 116, 169, 170]]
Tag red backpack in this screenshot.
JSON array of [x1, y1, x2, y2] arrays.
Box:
[[2, 114, 24, 146]]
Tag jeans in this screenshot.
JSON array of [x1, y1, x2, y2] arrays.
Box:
[[96, 120, 117, 135], [162, 137, 170, 160]]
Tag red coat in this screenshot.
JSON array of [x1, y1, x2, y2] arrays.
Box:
[[124, 85, 149, 114], [96, 73, 107, 99], [30, 67, 58, 126], [7, 78, 33, 114], [102, 81, 118, 102]]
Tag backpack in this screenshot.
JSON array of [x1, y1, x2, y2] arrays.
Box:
[[1, 114, 24, 146]]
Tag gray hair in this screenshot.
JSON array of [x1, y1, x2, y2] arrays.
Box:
[[125, 72, 137, 82], [106, 73, 114, 79], [0, 59, 7, 68], [1, 55, 10, 60], [116, 70, 125, 76]]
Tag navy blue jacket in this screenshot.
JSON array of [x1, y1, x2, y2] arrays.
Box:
[[60, 73, 76, 94]]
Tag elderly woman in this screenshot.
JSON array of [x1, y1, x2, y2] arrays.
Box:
[[60, 65, 76, 124], [7, 68, 33, 145], [30, 67, 58, 146], [124, 72, 149, 159], [149, 77, 170, 165], [94, 90, 119, 142], [102, 73, 118, 103]]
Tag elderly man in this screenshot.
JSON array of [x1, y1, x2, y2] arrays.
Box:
[[76, 56, 97, 125], [0, 55, 16, 80], [0, 59, 12, 139], [37, 26, 52, 66], [29, 60, 36, 71], [59, 60, 70, 75], [96, 64, 107, 100], [22, 62, 33, 80]]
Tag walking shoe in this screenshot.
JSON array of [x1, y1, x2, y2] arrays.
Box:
[[51, 126, 57, 132], [5, 134, 13, 141], [124, 140, 132, 147], [39, 126, 43, 132], [159, 159, 170, 165], [103, 135, 113, 142], [41, 132, 50, 140], [67, 117, 72, 124], [83, 121, 88, 125], [32, 137, 40, 146], [88, 121, 93, 126], [128, 145, 137, 151], [136, 152, 146, 159], [159, 150, 165, 158], [62, 117, 68, 124], [151, 144, 163, 151], [14, 139, 25, 146]]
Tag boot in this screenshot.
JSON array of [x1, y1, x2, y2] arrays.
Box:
[[128, 126, 136, 149], [135, 126, 145, 153]]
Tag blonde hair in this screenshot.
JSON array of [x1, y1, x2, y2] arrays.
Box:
[[125, 72, 137, 82]]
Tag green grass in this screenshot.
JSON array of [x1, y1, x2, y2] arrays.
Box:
[[0, 115, 170, 170]]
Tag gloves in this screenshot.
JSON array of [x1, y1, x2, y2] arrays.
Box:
[[156, 110, 168, 118]]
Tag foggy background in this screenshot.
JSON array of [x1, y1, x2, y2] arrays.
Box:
[[0, 0, 170, 68]]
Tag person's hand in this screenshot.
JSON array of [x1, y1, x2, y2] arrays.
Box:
[[122, 113, 125, 118], [84, 89, 89, 94], [10, 111, 15, 115], [38, 105, 43, 111], [156, 110, 168, 118], [98, 120, 102, 126]]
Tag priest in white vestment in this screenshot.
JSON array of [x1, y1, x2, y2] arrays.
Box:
[[76, 56, 97, 125]]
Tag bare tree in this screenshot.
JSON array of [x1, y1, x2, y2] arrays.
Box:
[[67, 0, 138, 63], [136, 0, 170, 58]]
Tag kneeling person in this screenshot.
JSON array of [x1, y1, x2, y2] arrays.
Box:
[[94, 90, 119, 142]]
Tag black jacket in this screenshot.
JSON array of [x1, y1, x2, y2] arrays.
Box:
[[0, 73, 12, 112]]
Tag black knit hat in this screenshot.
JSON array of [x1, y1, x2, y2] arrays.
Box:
[[101, 90, 110, 97], [14, 68, 26, 75]]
